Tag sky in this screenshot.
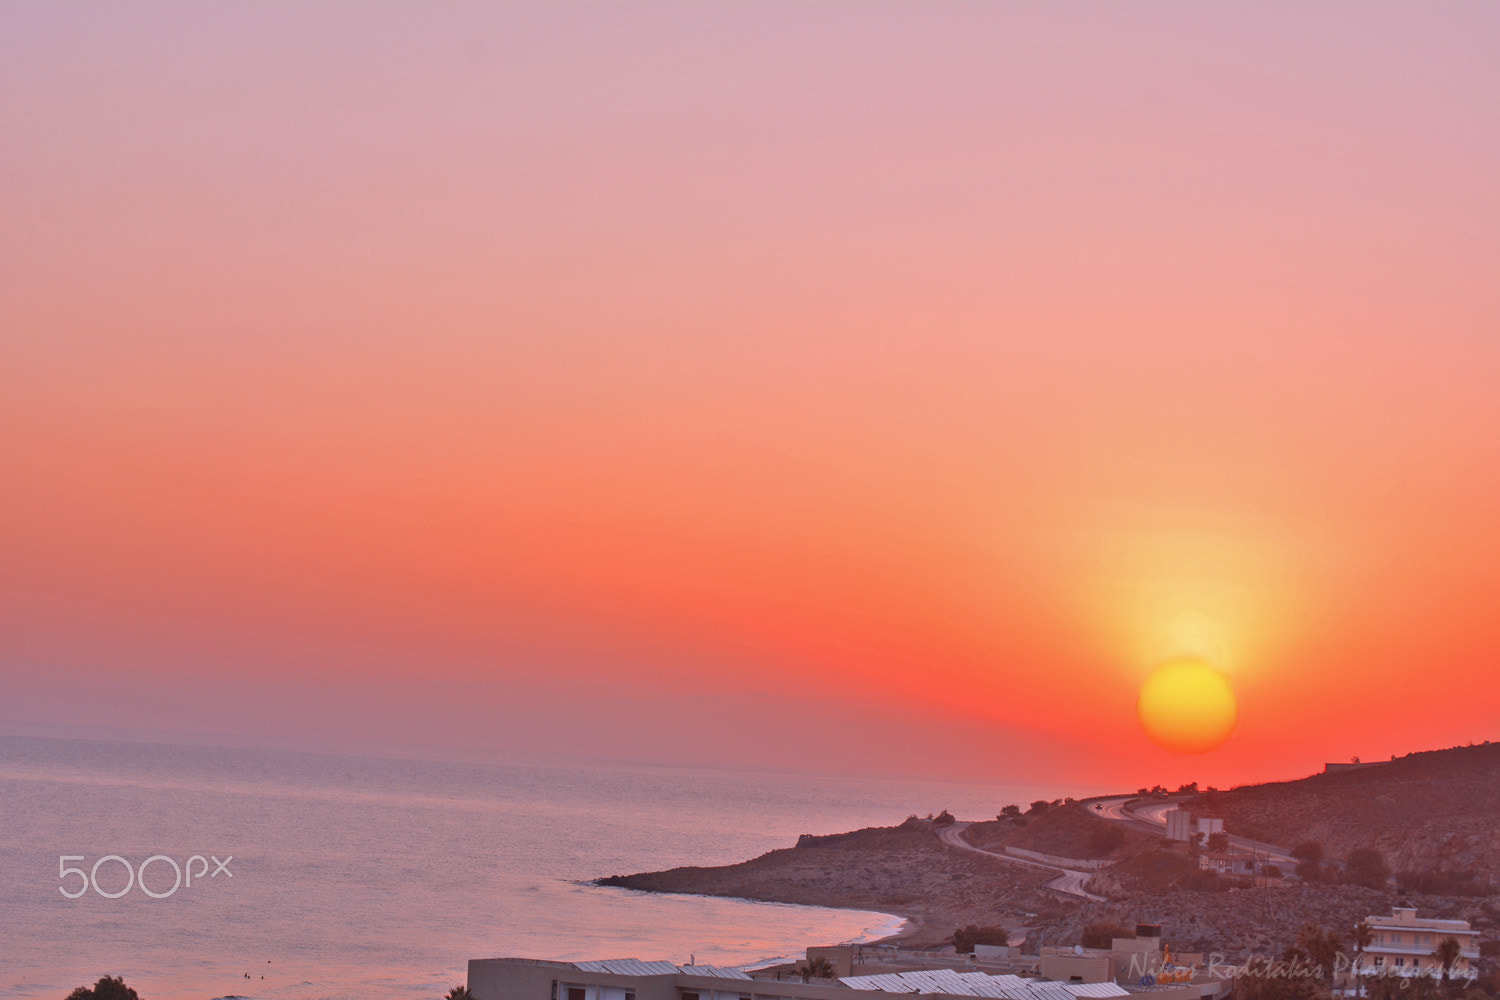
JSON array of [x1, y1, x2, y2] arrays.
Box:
[[3, 3, 1498, 791]]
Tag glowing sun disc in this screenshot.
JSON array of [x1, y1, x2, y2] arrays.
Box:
[[1137, 658, 1238, 754]]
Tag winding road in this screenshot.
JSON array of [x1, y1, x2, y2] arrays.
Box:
[[1091, 796, 1297, 866], [938, 797, 1298, 905], [936, 821, 1109, 903]]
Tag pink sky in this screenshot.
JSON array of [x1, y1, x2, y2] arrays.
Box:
[[3, 3, 1499, 788]]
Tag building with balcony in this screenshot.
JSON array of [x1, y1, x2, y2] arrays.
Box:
[[1358, 906, 1480, 978]]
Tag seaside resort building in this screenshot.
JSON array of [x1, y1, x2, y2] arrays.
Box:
[[1356, 907, 1480, 979], [470, 933, 1221, 1000]]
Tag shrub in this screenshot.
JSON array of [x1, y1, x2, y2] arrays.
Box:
[[954, 924, 1009, 954], [1291, 840, 1324, 864], [1397, 868, 1485, 896], [1346, 847, 1390, 889]]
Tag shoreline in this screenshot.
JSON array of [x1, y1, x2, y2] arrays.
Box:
[[590, 818, 1052, 953], [739, 912, 913, 972], [587, 881, 917, 960]]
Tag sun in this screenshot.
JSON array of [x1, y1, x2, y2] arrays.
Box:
[[1137, 658, 1238, 754]]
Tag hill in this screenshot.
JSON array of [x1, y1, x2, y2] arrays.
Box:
[[962, 801, 1160, 861], [1188, 742, 1500, 889], [592, 743, 1500, 960], [597, 816, 1057, 947]]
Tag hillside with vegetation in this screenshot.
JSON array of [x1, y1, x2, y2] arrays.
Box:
[[596, 743, 1500, 964], [962, 798, 1161, 861], [1189, 742, 1500, 892]]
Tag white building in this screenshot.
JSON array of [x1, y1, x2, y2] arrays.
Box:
[[1197, 851, 1256, 877], [1359, 907, 1480, 978], [1164, 812, 1223, 843]]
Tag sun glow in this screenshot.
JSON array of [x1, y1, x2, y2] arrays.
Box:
[[1137, 658, 1239, 754]]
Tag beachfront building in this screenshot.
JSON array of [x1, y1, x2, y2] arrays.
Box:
[[1359, 907, 1480, 978], [466, 956, 1216, 1000]]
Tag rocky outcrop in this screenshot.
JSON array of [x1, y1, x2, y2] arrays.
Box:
[[598, 819, 1055, 947]]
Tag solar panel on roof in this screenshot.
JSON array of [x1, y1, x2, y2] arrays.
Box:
[[844, 968, 1125, 999], [574, 959, 681, 976], [838, 974, 888, 990], [839, 974, 884, 989], [1031, 984, 1079, 1000], [678, 966, 753, 980], [872, 974, 923, 992], [1059, 985, 1130, 998]]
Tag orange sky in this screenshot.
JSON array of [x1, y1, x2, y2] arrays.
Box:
[[3, 3, 1498, 790]]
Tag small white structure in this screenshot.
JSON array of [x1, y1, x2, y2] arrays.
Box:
[[1166, 812, 1223, 843], [1198, 851, 1257, 876]]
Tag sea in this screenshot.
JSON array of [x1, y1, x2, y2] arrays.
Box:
[[0, 733, 1075, 1000]]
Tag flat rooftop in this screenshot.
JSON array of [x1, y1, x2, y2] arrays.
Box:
[[475, 958, 1185, 997]]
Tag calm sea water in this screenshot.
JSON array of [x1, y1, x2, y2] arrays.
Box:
[[0, 734, 1067, 1000]]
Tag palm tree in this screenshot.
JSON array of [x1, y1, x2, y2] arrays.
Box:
[[1433, 936, 1463, 985], [795, 956, 837, 980], [1350, 921, 1374, 996], [1292, 923, 1341, 980], [446, 986, 475, 1000]]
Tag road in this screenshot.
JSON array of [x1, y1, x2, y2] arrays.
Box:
[[1090, 795, 1297, 866], [936, 822, 1108, 903], [937, 798, 1298, 905]]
